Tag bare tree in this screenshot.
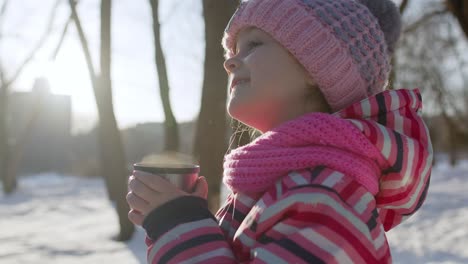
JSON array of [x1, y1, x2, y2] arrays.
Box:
[[0, 0, 60, 194], [446, 0, 468, 38], [395, 3, 468, 165], [149, 0, 179, 152], [68, 0, 134, 241], [194, 0, 237, 211]]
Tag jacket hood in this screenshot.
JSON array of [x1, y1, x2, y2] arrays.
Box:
[[333, 88, 434, 231]]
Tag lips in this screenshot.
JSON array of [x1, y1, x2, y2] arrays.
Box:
[[230, 78, 250, 92]]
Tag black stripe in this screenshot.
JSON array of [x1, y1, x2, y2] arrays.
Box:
[[225, 200, 234, 216], [372, 208, 379, 218], [250, 220, 258, 232], [274, 238, 326, 264], [404, 177, 431, 216], [259, 234, 275, 244], [308, 165, 326, 181], [367, 215, 377, 231], [383, 131, 404, 174], [366, 209, 379, 231], [375, 92, 387, 126], [233, 208, 247, 223], [159, 233, 225, 264], [143, 196, 216, 241]]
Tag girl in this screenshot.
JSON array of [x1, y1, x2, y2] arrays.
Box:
[[127, 0, 433, 263]]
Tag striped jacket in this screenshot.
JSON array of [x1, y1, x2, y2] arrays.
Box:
[[142, 88, 433, 263]]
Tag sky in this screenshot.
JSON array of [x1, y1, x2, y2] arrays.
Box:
[[2, 0, 205, 134]]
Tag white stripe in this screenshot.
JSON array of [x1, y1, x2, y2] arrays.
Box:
[[390, 90, 400, 111], [390, 92, 404, 134], [178, 248, 234, 264], [409, 90, 417, 109], [374, 225, 386, 250], [393, 111, 404, 134], [235, 231, 257, 247], [401, 138, 415, 186], [349, 119, 364, 131], [256, 199, 267, 211], [272, 222, 300, 235], [354, 192, 374, 214], [148, 218, 217, 262], [361, 97, 371, 117], [322, 171, 344, 188], [379, 126, 392, 160], [275, 180, 283, 199], [289, 171, 308, 185], [253, 248, 289, 264], [300, 228, 354, 263], [237, 193, 255, 207], [220, 218, 232, 235], [258, 193, 373, 241]]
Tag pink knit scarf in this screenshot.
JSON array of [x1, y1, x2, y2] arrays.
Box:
[[223, 112, 387, 195]]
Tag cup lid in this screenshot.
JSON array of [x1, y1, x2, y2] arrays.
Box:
[[133, 163, 200, 174]]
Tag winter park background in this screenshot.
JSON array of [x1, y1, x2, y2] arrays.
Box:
[[1, 0, 468, 263]]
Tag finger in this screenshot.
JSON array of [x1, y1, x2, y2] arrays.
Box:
[[192, 176, 208, 199], [129, 176, 159, 202], [133, 170, 176, 192], [126, 191, 151, 214], [128, 209, 145, 226]]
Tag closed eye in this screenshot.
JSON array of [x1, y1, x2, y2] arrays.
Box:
[[235, 40, 262, 55], [247, 41, 262, 50]]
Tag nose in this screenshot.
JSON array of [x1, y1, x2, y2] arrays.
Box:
[[223, 56, 241, 74]]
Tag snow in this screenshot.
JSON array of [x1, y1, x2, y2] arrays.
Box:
[[0, 174, 147, 263], [1, 155, 467, 263], [387, 156, 468, 264]]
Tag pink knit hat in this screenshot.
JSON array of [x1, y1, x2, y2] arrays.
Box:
[[222, 0, 401, 112]]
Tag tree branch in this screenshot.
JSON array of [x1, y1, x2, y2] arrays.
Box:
[[404, 8, 448, 34], [3, 0, 61, 88], [51, 15, 73, 60], [400, 0, 410, 15], [68, 0, 98, 88]]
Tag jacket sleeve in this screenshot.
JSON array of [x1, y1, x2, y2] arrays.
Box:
[[142, 196, 236, 263], [143, 179, 389, 263]]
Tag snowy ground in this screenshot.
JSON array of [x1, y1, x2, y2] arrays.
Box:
[[0, 155, 467, 263]]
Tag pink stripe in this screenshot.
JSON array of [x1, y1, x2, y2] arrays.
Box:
[[154, 226, 223, 260], [169, 242, 234, 263]]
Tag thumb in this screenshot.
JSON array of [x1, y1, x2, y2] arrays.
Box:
[[192, 176, 208, 199]]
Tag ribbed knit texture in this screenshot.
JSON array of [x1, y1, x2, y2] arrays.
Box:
[[223, 112, 387, 195], [222, 0, 391, 112]]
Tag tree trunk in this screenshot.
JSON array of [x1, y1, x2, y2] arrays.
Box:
[[0, 1, 60, 194], [69, 0, 134, 241], [100, 0, 134, 241], [0, 83, 15, 194], [195, 0, 237, 212], [446, 0, 468, 38], [149, 0, 179, 152]]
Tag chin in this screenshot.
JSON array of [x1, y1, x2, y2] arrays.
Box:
[[227, 105, 267, 133]]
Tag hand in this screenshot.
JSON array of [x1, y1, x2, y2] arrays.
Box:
[[126, 170, 208, 226]]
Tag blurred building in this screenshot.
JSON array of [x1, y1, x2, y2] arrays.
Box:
[[9, 77, 72, 175]]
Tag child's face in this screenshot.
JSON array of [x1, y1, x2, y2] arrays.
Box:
[[224, 27, 321, 133]]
